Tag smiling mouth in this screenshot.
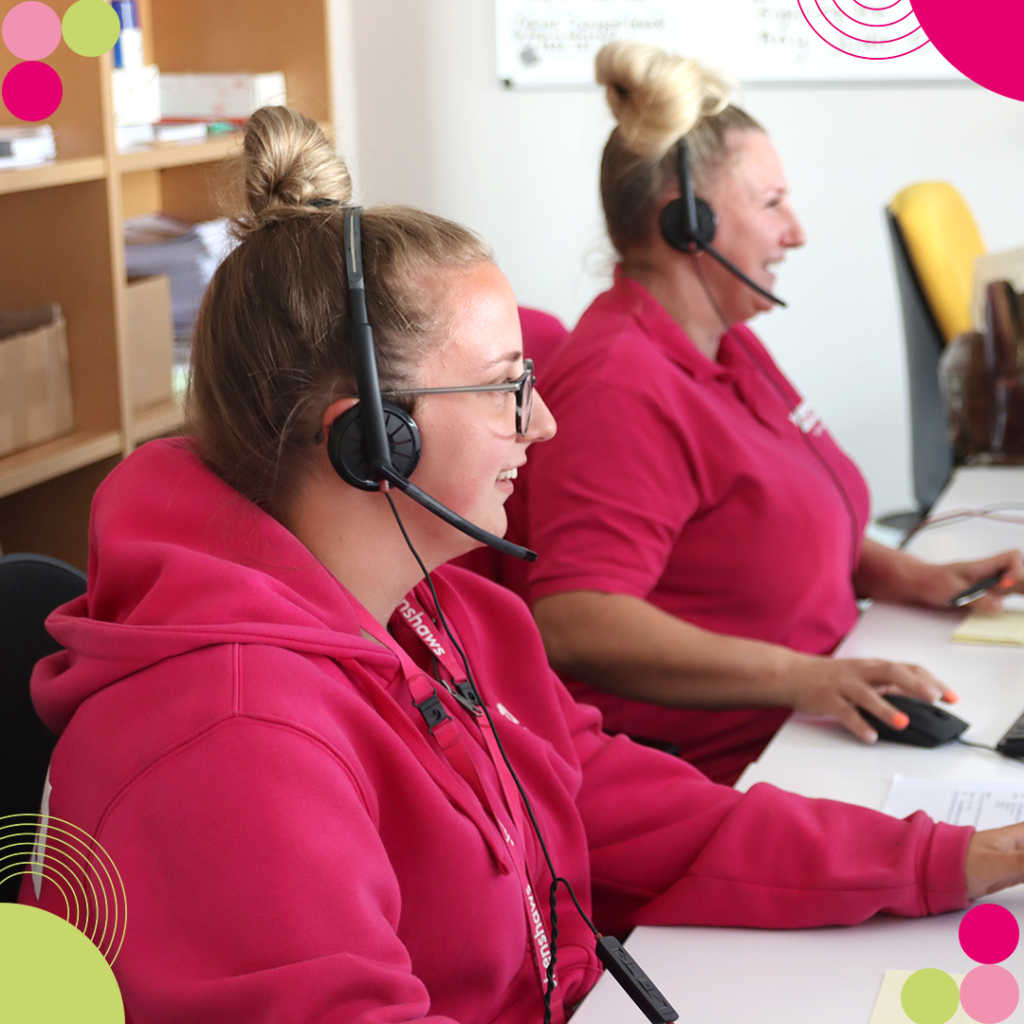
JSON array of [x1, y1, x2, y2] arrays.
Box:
[[497, 467, 519, 482]]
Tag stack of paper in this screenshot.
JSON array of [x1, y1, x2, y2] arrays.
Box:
[[0, 125, 56, 169], [124, 214, 236, 342], [160, 73, 286, 123], [882, 776, 1024, 829]]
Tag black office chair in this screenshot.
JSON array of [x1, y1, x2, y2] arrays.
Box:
[[0, 552, 87, 903], [885, 208, 955, 515]]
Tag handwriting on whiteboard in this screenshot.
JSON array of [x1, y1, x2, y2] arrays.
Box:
[[496, 0, 961, 87], [752, 3, 811, 65]]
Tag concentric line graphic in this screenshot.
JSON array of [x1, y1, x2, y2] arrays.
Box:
[[0, 813, 127, 964], [797, 0, 932, 60]]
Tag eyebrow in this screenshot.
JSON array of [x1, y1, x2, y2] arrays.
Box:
[[483, 350, 523, 369]]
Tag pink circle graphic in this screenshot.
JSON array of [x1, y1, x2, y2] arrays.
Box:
[[960, 965, 1019, 1023], [2, 61, 63, 122], [798, 0, 932, 59], [960, 904, 1020, 964], [2, 2, 62, 60], [910, 0, 1024, 101]]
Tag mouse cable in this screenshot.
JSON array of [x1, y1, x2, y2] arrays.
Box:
[[383, 491, 678, 1024], [955, 737, 1024, 766]]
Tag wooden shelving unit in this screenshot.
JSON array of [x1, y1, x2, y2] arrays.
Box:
[[0, 0, 334, 569]]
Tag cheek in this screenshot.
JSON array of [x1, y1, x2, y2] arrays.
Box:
[[416, 419, 506, 503]]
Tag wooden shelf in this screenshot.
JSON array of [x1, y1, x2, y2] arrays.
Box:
[[0, 158, 107, 196], [133, 400, 186, 443], [0, 0, 333, 569], [0, 429, 123, 499], [114, 134, 242, 173]]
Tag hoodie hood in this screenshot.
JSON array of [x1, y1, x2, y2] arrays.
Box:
[[34, 438, 396, 735]]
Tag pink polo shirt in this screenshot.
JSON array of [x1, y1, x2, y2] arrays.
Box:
[[526, 272, 871, 784]]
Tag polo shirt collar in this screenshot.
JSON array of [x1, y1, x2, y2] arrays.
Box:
[[612, 266, 725, 383]]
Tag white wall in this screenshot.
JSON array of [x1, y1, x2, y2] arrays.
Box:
[[339, 0, 1024, 516]]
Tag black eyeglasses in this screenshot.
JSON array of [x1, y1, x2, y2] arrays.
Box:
[[380, 359, 535, 437]]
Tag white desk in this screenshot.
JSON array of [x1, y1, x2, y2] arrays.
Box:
[[572, 467, 1024, 1024]]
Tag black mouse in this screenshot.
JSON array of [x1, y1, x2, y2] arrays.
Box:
[[857, 693, 970, 748]]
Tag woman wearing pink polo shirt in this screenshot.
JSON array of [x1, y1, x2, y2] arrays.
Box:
[[526, 41, 1023, 785]]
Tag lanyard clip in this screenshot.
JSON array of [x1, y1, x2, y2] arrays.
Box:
[[453, 680, 483, 717], [412, 689, 451, 734]]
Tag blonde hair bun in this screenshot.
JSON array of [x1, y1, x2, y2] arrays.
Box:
[[595, 40, 733, 158], [238, 106, 352, 234]]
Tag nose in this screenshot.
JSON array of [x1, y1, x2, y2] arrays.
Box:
[[523, 389, 557, 445], [783, 203, 806, 249]]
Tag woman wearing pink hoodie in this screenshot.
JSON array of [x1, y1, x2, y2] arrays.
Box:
[[23, 107, 1024, 1024]]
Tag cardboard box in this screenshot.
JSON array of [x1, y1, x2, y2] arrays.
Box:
[[0, 304, 74, 457], [159, 72, 286, 122], [126, 276, 174, 412]]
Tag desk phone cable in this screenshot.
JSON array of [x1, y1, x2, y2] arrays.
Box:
[[901, 503, 1024, 548], [382, 491, 679, 1024]]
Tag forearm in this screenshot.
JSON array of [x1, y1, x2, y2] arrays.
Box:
[[853, 537, 1023, 610], [532, 590, 799, 709], [852, 537, 935, 603]]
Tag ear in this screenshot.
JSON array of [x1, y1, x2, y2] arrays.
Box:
[[321, 397, 358, 442]]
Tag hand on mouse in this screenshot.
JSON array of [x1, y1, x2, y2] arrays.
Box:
[[779, 653, 952, 744], [965, 822, 1024, 899]]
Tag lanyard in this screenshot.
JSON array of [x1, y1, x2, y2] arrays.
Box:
[[351, 587, 556, 993], [354, 602, 489, 808]]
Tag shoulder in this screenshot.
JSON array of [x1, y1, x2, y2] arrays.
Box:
[[544, 295, 681, 415], [433, 563, 535, 624], [430, 564, 549, 662]]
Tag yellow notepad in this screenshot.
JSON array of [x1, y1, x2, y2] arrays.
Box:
[[870, 969, 970, 1023], [952, 609, 1024, 646]]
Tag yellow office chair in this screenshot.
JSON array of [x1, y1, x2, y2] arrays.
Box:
[[886, 183, 986, 510]]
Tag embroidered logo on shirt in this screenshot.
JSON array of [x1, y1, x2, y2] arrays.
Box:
[[396, 599, 446, 656], [788, 400, 824, 436]]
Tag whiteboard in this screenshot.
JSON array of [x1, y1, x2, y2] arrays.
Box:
[[495, 0, 966, 88]]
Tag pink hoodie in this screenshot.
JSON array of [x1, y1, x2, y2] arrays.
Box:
[[24, 438, 972, 1024]]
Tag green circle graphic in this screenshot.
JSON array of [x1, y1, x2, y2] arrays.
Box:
[[901, 968, 960, 1024], [62, 0, 121, 57], [0, 903, 123, 1022]]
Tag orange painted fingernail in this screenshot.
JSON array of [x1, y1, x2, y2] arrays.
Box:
[[943, 690, 960, 704], [893, 712, 910, 730], [1001, 574, 1015, 588]]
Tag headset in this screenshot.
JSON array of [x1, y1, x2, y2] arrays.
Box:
[[659, 136, 787, 308], [327, 206, 537, 562], [327, 206, 675, 1024]]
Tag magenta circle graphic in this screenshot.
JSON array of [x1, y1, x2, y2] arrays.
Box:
[[798, 0, 931, 60], [960, 965, 1019, 1023], [910, 0, 1024, 101], [2, 61, 63, 121], [2, 2, 62, 60], [959, 904, 1020, 965]]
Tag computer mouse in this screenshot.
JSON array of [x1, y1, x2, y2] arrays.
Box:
[[857, 693, 970, 748]]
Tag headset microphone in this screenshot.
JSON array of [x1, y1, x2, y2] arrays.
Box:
[[659, 137, 786, 309], [330, 206, 538, 562]]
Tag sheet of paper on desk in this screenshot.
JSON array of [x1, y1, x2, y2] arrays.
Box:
[[952, 608, 1024, 645], [869, 970, 969, 1024], [882, 776, 1024, 829]]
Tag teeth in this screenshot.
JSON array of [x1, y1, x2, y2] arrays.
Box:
[[498, 467, 518, 481]]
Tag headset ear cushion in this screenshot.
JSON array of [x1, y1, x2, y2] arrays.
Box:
[[327, 401, 422, 491], [660, 196, 718, 251]]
